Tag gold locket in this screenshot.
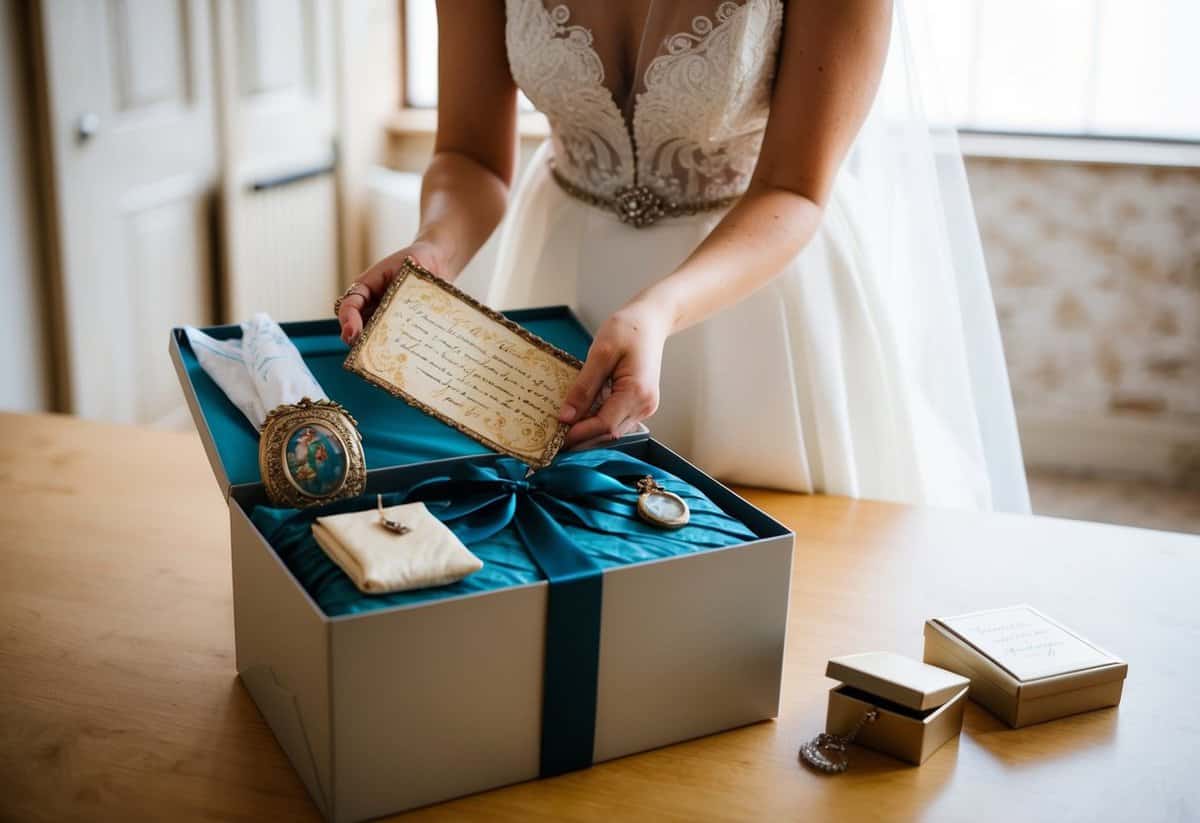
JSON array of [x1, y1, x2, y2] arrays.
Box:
[[635, 475, 690, 529], [259, 398, 366, 508]]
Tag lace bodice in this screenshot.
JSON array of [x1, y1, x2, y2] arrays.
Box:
[[506, 0, 784, 208]]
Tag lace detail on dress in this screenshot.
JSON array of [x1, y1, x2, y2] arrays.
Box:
[[635, 0, 783, 202], [505, 1, 635, 198], [505, 0, 784, 209]]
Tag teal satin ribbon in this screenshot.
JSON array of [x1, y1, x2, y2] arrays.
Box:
[[400, 455, 677, 777]]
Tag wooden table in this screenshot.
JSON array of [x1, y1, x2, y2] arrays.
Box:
[[1, 412, 1197, 822]]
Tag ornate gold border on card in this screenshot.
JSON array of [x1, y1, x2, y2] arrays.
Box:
[[343, 258, 582, 470], [259, 398, 367, 508]]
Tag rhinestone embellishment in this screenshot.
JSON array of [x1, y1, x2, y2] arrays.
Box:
[[548, 161, 738, 229], [614, 185, 668, 228]]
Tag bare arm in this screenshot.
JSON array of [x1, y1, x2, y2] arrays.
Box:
[[338, 0, 517, 343], [642, 0, 891, 331], [562, 0, 893, 445]]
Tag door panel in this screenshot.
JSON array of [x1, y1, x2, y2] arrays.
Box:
[[229, 174, 339, 322], [38, 0, 217, 422], [216, 0, 340, 322], [108, 0, 191, 112], [238, 0, 309, 95], [125, 189, 212, 425]]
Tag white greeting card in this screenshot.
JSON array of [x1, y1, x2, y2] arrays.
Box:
[[938, 605, 1116, 682]]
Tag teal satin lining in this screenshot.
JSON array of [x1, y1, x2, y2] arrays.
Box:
[[250, 447, 757, 618], [175, 312, 594, 488]]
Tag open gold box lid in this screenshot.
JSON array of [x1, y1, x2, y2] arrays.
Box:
[[826, 652, 969, 711], [824, 652, 970, 765]]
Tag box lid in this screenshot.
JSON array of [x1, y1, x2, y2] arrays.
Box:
[[826, 652, 970, 712], [170, 308, 599, 499], [928, 605, 1127, 700]]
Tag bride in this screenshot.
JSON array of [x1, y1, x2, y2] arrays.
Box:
[[337, 0, 1031, 513]]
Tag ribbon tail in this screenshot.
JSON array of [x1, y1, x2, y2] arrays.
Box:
[[514, 498, 604, 777]]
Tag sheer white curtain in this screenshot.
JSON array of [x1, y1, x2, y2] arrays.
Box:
[[844, 0, 1031, 511]]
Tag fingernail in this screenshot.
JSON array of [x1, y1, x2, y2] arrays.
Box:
[[560, 404, 576, 422]]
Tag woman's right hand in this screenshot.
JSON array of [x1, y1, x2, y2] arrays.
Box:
[[336, 241, 450, 345]]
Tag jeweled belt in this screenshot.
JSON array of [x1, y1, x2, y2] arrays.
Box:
[[549, 161, 739, 229]]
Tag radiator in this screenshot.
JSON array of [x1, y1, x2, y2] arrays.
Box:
[[225, 165, 341, 322]]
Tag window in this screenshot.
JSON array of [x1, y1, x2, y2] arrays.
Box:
[[403, 0, 533, 112], [923, 0, 1200, 141], [403, 0, 438, 108], [404, 0, 1200, 141]]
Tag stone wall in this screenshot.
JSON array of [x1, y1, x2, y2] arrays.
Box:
[[966, 157, 1200, 483]]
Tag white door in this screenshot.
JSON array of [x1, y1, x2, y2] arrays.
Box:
[[213, 0, 341, 322], [35, 0, 218, 425]]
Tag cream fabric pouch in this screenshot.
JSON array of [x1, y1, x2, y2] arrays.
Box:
[[311, 501, 483, 594]]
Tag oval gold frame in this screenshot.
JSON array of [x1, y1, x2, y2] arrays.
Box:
[[259, 398, 366, 508], [636, 489, 690, 529]]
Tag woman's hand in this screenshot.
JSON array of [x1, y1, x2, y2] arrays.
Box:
[[337, 241, 450, 345], [559, 301, 673, 448]]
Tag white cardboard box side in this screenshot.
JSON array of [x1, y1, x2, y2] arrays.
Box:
[[331, 578, 549, 820], [594, 537, 791, 760], [230, 504, 333, 816]]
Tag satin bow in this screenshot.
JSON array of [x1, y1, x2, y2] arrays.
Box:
[[401, 455, 675, 562]]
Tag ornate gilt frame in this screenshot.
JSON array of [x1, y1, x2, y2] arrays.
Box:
[[259, 398, 367, 508], [343, 258, 583, 470]]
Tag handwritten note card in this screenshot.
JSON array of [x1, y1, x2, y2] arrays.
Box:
[[939, 606, 1115, 682], [344, 261, 582, 468]]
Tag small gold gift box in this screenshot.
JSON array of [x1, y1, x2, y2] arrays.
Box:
[[923, 605, 1127, 728], [824, 652, 969, 765]]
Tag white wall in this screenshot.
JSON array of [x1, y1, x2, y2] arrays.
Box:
[[0, 0, 49, 411]]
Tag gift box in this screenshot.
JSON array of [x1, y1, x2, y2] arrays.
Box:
[[824, 652, 969, 765], [923, 605, 1127, 728], [169, 308, 793, 823]]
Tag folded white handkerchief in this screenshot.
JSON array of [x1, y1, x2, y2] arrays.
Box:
[[311, 502, 483, 594], [184, 313, 327, 429]]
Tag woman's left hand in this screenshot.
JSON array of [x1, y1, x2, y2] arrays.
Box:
[[559, 301, 672, 448]]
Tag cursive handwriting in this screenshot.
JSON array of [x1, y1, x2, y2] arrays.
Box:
[[944, 606, 1113, 681], [355, 276, 578, 459]]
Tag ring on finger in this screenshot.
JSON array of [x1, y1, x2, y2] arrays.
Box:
[[333, 283, 370, 316]]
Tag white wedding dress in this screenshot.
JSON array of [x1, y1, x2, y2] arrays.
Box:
[[487, 0, 1031, 513]]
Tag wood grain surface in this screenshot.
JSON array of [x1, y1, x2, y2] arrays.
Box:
[[1, 412, 1196, 822]]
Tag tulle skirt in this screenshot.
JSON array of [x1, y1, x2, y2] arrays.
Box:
[[487, 141, 1029, 511]]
